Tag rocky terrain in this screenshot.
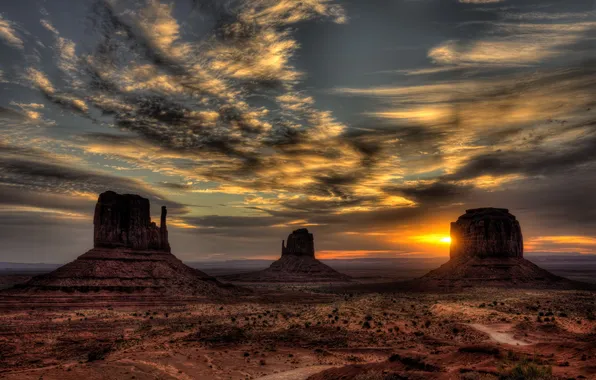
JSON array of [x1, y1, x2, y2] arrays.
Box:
[[10, 191, 235, 296], [0, 286, 594, 379], [222, 229, 351, 283], [1, 205, 595, 379]]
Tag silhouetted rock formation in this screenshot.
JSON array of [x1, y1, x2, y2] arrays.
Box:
[[418, 208, 573, 289], [221, 228, 350, 283], [450, 208, 523, 260], [13, 191, 236, 296], [282, 228, 314, 257], [94, 191, 170, 252]]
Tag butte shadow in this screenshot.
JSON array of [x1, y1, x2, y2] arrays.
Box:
[[220, 228, 351, 283], [8, 191, 239, 296]]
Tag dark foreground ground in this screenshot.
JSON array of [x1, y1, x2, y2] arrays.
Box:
[[3, 255, 596, 290], [0, 257, 595, 379], [0, 281, 595, 380]]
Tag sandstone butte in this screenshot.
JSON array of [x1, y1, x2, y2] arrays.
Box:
[[421, 208, 570, 288], [13, 191, 236, 296], [222, 228, 351, 283]]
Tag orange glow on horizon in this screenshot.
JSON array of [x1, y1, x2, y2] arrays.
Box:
[[410, 234, 452, 245]]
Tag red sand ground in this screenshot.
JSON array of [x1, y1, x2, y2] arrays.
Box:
[[0, 284, 595, 380]]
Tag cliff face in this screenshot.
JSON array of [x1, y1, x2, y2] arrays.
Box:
[[93, 191, 170, 252], [449, 208, 523, 260], [281, 228, 315, 257]]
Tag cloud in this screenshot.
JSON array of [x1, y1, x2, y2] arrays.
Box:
[[428, 22, 596, 66], [384, 182, 472, 204], [0, 14, 23, 50], [459, 0, 504, 3], [24, 68, 89, 114], [0, 141, 188, 216], [2, 0, 596, 260]]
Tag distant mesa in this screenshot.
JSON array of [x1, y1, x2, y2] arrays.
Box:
[[420, 207, 571, 288], [221, 228, 351, 283], [12, 191, 236, 296]]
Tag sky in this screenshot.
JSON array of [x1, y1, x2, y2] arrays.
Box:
[[1, 0, 596, 263]]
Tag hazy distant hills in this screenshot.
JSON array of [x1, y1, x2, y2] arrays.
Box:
[[2, 255, 596, 284]]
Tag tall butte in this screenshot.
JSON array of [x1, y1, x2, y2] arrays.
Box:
[[222, 228, 351, 282], [16, 191, 234, 295], [420, 208, 571, 288], [93, 191, 171, 252]]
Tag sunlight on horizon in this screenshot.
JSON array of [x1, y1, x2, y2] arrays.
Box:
[[410, 234, 452, 245]]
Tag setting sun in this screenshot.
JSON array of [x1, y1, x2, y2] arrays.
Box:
[[410, 234, 452, 245]]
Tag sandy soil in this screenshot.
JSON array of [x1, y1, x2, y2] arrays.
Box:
[[256, 365, 336, 379], [0, 286, 594, 380], [469, 323, 533, 346]]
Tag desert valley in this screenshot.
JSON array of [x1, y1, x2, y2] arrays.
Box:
[[0, 192, 594, 380], [2, 2, 596, 378]]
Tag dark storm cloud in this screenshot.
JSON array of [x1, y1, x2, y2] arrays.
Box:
[[384, 182, 472, 204], [0, 142, 188, 214], [183, 215, 281, 229], [445, 130, 596, 181], [156, 181, 193, 190], [0, 185, 94, 216], [0, 106, 28, 121], [467, 169, 596, 234]]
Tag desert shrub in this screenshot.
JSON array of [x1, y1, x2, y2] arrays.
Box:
[[188, 326, 247, 345], [87, 345, 112, 362], [362, 321, 371, 329], [458, 345, 500, 356], [388, 353, 440, 372], [501, 361, 552, 380], [352, 372, 407, 380]]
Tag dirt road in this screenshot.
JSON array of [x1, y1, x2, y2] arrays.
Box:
[[470, 323, 533, 346], [256, 366, 336, 380]]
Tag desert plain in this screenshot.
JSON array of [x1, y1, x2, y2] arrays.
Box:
[[0, 266, 595, 380]]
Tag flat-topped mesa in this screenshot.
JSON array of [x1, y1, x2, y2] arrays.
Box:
[[450, 208, 523, 260], [93, 191, 171, 252], [281, 228, 315, 257]]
